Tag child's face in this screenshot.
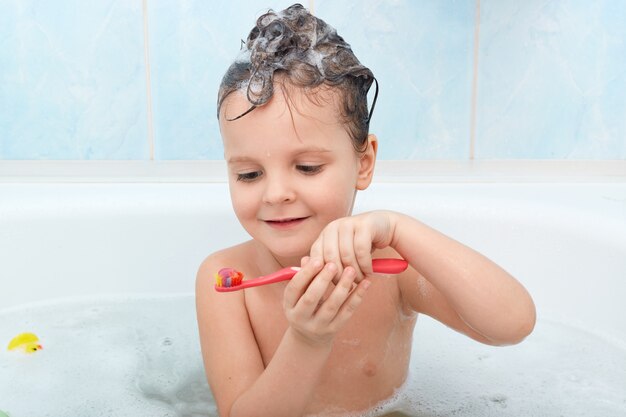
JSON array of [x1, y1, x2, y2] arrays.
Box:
[[220, 85, 376, 265]]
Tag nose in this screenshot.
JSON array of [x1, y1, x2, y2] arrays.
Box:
[[262, 172, 295, 205]]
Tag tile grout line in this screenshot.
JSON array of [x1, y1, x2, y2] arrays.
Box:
[[142, 0, 155, 160], [469, 0, 481, 160]]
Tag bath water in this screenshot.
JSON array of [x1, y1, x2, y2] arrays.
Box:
[[1, 296, 625, 416]]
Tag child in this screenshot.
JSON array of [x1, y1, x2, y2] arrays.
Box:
[[196, 4, 536, 417]]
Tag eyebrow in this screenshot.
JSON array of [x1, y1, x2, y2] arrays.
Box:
[[227, 146, 332, 164], [227, 156, 255, 164]]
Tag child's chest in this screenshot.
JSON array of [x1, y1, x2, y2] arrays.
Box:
[[244, 277, 417, 412], [244, 277, 417, 383]]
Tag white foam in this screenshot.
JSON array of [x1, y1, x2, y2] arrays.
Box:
[[0, 296, 215, 417], [1, 296, 625, 416]]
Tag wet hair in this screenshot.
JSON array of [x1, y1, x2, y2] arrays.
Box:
[[217, 3, 378, 152]]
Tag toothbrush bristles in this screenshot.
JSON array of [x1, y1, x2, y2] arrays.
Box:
[[215, 268, 244, 287]]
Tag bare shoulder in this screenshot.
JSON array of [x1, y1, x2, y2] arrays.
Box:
[[195, 241, 256, 328], [195, 241, 255, 290], [195, 240, 266, 414]]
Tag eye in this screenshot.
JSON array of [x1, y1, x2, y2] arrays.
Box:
[[236, 171, 263, 182], [296, 165, 323, 175]]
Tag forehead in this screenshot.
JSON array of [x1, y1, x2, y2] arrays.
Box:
[[219, 84, 351, 150], [221, 81, 345, 123]]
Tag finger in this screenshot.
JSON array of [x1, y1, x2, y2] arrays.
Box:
[[354, 226, 374, 278], [309, 236, 324, 265], [320, 222, 342, 278], [331, 279, 371, 327], [294, 262, 337, 317], [315, 266, 357, 322], [321, 224, 340, 262], [337, 222, 359, 278], [283, 258, 323, 309]]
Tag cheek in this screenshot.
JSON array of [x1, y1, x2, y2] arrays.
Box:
[[316, 165, 357, 214], [315, 178, 357, 217], [229, 184, 257, 221]]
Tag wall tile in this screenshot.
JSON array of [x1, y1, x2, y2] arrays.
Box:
[[314, 0, 475, 159], [2, 1, 624, 161], [148, 0, 297, 160], [0, 0, 148, 159], [476, 1, 626, 159]]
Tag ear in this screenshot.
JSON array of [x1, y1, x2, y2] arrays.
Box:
[[356, 134, 378, 190]]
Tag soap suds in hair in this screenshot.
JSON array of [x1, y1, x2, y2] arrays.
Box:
[[218, 3, 378, 151]]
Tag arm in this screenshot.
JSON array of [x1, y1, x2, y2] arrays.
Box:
[[390, 211, 536, 345], [196, 254, 369, 417], [309, 210, 536, 346]]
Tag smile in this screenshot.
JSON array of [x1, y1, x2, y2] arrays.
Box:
[[264, 217, 309, 229]]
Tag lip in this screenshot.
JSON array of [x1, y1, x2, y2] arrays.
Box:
[[264, 217, 309, 230]]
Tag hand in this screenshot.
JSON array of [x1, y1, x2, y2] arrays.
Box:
[[309, 210, 395, 283], [282, 257, 371, 347]]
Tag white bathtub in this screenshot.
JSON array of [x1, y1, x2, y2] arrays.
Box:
[[1, 161, 625, 416]]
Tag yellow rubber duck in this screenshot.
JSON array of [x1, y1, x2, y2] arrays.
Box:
[[7, 332, 43, 353]]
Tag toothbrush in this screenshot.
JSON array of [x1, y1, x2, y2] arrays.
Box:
[[214, 258, 408, 292]]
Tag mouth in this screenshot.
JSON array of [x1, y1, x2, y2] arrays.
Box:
[[264, 217, 309, 229]]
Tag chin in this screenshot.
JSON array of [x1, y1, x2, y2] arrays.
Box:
[[250, 227, 320, 264]]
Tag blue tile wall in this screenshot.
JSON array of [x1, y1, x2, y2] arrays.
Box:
[[476, 0, 626, 159], [0, 1, 625, 160], [147, 0, 296, 159], [0, 0, 149, 159], [315, 0, 475, 159]]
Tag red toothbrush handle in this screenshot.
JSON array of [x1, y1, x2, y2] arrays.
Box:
[[372, 258, 408, 274], [215, 258, 408, 293]]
